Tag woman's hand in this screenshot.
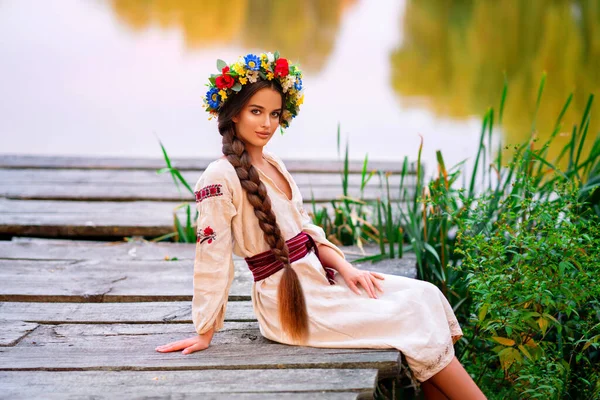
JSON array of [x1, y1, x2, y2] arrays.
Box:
[[337, 263, 385, 299], [155, 327, 214, 355]]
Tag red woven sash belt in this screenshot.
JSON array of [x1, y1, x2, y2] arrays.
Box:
[[244, 231, 336, 285]]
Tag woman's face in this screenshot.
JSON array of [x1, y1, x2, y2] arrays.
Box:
[[232, 87, 283, 150]]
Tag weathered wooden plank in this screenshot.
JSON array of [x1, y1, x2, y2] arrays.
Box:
[[0, 301, 256, 324], [0, 237, 389, 263], [1, 183, 413, 202], [0, 255, 416, 302], [0, 154, 416, 174], [0, 323, 401, 378], [0, 168, 414, 188], [0, 198, 186, 238], [0, 177, 413, 203], [0, 320, 39, 346], [0, 198, 410, 238], [0, 369, 377, 399]]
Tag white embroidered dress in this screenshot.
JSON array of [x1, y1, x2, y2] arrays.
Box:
[[192, 150, 463, 382]]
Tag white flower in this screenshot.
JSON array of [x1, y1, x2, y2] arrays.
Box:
[[280, 75, 296, 93], [246, 70, 259, 83], [266, 52, 275, 63]]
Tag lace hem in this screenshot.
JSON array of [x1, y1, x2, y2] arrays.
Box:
[[409, 337, 455, 382], [408, 318, 462, 382]]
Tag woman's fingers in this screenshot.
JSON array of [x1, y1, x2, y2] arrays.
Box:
[[370, 274, 384, 294], [359, 275, 377, 299], [182, 342, 208, 355], [370, 271, 385, 280], [155, 338, 196, 353], [347, 280, 362, 296]]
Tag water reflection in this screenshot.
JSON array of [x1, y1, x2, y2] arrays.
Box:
[[109, 0, 356, 71], [1, 0, 597, 173], [391, 0, 600, 166]]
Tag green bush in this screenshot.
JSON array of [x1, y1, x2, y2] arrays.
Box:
[[454, 178, 600, 399]]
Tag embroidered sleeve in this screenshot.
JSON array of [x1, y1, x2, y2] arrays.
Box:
[[191, 170, 237, 335]]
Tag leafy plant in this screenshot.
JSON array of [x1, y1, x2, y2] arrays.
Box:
[[454, 178, 600, 399]]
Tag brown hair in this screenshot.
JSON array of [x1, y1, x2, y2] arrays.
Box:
[[216, 79, 309, 343]]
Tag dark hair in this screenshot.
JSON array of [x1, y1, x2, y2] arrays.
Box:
[[217, 79, 309, 343]]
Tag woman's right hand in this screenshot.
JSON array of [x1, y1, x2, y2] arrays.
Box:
[[155, 327, 214, 355]]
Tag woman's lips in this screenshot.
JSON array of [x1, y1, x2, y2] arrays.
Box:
[[256, 132, 269, 138]]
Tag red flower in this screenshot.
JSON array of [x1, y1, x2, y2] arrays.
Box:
[[274, 58, 289, 78], [209, 187, 217, 194], [216, 66, 235, 89], [203, 226, 214, 235]]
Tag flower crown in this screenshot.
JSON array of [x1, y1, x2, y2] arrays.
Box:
[[202, 51, 305, 130]]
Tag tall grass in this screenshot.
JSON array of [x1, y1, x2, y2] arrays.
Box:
[[315, 74, 599, 317], [153, 138, 198, 243]]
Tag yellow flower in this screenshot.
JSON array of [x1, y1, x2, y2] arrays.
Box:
[[297, 93, 304, 106], [260, 53, 267, 61], [288, 88, 296, 96], [239, 76, 248, 85], [266, 72, 274, 80], [261, 61, 269, 70], [232, 62, 245, 76], [218, 89, 227, 100]]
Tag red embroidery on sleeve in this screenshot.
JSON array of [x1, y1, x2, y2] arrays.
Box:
[[195, 184, 223, 203], [197, 225, 217, 244]]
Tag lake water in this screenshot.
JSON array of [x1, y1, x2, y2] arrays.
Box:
[[1, 0, 597, 175]]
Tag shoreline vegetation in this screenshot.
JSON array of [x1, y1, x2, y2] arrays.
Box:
[[158, 73, 599, 398]]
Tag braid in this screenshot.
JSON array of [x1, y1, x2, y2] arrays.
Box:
[[220, 122, 309, 343]]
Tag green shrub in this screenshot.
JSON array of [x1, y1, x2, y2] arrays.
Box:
[[454, 178, 600, 399]]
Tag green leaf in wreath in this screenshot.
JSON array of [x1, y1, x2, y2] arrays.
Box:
[[274, 50, 280, 60], [231, 82, 242, 92], [217, 59, 227, 71]]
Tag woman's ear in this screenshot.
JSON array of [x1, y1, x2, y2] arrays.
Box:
[[232, 114, 239, 124]]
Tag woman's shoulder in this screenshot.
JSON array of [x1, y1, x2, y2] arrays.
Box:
[[263, 150, 287, 169], [194, 156, 237, 193]]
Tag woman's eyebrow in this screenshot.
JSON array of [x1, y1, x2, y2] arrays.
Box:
[[249, 104, 282, 111]]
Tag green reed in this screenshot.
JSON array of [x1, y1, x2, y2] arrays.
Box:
[[153, 138, 198, 243], [314, 73, 599, 318]]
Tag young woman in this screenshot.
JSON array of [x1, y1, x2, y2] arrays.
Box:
[[156, 52, 486, 399]]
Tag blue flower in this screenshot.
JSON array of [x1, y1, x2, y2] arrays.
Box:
[[206, 87, 221, 109], [244, 54, 261, 71], [294, 77, 303, 91]]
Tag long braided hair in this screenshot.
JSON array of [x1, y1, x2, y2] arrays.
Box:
[[216, 79, 309, 343]]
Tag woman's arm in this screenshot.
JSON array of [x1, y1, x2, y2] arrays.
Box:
[[315, 243, 353, 273], [315, 242, 385, 299]]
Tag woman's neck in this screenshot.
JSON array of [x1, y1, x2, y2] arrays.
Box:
[[246, 147, 267, 167]]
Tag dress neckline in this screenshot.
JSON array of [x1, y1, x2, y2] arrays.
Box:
[[254, 153, 294, 202]]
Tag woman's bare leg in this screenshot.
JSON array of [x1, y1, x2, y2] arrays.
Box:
[[425, 356, 487, 399], [421, 380, 449, 400]]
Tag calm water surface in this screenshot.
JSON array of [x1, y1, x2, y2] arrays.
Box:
[[1, 0, 598, 173]]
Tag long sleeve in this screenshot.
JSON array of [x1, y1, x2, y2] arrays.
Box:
[[298, 205, 346, 261], [191, 171, 238, 335]]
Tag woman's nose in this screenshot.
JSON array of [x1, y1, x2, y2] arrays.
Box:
[[262, 115, 271, 128]]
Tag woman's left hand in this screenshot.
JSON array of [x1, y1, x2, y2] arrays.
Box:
[[337, 263, 385, 299]]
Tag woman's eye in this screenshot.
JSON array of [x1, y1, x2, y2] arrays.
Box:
[[251, 109, 279, 117]]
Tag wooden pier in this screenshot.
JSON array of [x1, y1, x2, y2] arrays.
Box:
[[0, 155, 418, 399]]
